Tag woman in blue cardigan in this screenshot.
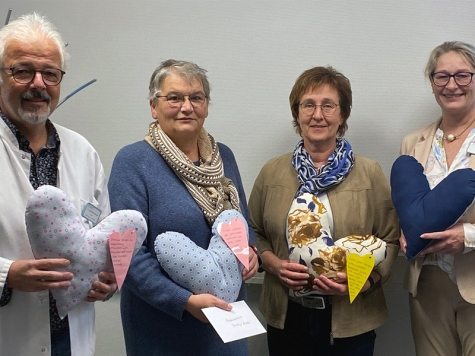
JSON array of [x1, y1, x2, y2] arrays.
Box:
[[108, 59, 259, 355]]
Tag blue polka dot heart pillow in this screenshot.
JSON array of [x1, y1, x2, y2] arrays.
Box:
[[154, 209, 247, 303]]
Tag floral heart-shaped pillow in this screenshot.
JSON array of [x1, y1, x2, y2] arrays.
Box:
[[25, 185, 147, 318], [154, 209, 246, 303], [288, 193, 387, 297]]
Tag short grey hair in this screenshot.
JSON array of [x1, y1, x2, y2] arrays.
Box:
[[425, 41, 475, 78], [148, 59, 211, 101], [0, 12, 69, 70]]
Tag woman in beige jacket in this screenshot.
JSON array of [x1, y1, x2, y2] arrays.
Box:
[[399, 41, 475, 356], [248, 66, 399, 356]]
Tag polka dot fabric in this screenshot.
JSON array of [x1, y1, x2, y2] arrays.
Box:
[[154, 209, 246, 303], [25, 185, 147, 318]]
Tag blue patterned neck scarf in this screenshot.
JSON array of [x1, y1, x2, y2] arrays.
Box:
[[292, 138, 355, 196]]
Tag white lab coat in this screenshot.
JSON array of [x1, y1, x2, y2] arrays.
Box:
[[0, 118, 110, 356]]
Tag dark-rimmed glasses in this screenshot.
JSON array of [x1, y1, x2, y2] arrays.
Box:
[[431, 72, 475, 87], [156, 92, 207, 108], [299, 102, 339, 116], [0, 66, 65, 86]]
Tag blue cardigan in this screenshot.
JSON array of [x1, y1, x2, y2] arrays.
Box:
[[108, 140, 255, 356]]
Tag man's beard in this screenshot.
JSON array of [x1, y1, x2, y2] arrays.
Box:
[[18, 90, 52, 125]]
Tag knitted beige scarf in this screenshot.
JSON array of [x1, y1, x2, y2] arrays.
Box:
[[145, 121, 241, 225]]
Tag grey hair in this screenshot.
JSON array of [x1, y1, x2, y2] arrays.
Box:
[[148, 59, 211, 101], [0, 13, 69, 71], [425, 41, 475, 78]]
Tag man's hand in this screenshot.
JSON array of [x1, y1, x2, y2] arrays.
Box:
[[185, 294, 232, 323], [85, 271, 117, 302], [7, 259, 73, 292]]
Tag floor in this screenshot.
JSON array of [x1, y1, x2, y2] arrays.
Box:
[[246, 282, 269, 356]]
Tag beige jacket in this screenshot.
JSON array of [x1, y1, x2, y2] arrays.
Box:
[[248, 152, 400, 338], [401, 118, 475, 304]]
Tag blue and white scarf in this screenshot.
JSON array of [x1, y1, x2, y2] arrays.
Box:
[[292, 138, 355, 196]]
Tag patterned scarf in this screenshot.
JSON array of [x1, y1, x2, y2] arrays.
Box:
[[145, 122, 241, 225], [292, 138, 355, 197]]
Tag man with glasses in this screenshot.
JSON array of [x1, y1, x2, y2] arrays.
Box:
[[0, 13, 116, 356]]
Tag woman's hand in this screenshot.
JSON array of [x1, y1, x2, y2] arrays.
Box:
[[279, 261, 310, 291], [419, 223, 465, 255], [313, 271, 379, 295], [313, 273, 349, 296], [399, 232, 407, 255], [185, 294, 232, 323], [242, 246, 259, 281], [261, 251, 309, 291]]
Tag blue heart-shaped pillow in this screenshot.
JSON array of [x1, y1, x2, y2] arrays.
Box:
[[154, 209, 246, 303], [390, 155, 475, 260]]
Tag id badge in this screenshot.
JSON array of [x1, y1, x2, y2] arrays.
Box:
[[81, 202, 102, 225]]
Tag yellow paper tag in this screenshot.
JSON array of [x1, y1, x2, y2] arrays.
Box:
[[347, 254, 375, 304]]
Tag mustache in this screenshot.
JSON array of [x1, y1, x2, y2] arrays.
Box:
[[21, 90, 52, 102]]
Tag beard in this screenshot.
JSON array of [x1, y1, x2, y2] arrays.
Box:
[[18, 90, 52, 125]]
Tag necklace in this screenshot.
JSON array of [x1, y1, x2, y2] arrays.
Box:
[[440, 118, 475, 142]]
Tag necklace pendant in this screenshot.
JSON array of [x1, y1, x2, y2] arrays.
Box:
[[446, 134, 456, 142]]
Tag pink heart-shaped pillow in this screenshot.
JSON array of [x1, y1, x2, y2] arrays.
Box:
[[25, 185, 147, 317]]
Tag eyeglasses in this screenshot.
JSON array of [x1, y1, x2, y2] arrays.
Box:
[[431, 72, 475, 87], [299, 102, 339, 116], [155, 92, 207, 108], [0, 66, 65, 86]]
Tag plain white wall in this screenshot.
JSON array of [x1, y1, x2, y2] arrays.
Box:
[[2, 1, 474, 355], [4, 1, 475, 194]]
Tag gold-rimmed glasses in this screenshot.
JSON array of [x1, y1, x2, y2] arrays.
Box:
[[299, 102, 339, 116]]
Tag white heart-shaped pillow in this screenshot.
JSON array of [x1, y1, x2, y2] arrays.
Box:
[[309, 234, 387, 278], [25, 185, 147, 318], [154, 209, 246, 303]]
